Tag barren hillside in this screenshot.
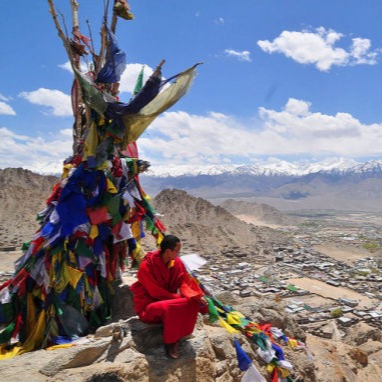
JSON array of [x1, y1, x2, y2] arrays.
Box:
[[153, 188, 288, 261], [0, 168, 59, 248], [0, 169, 289, 262], [1, 170, 382, 381], [218, 198, 300, 227]]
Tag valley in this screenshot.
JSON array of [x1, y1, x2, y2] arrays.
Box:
[[1, 168, 382, 380]]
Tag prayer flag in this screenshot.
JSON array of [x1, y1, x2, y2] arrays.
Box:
[[205, 296, 219, 323], [180, 253, 207, 271], [241, 364, 267, 382], [234, 339, 252, 371], [96, 28, 127, 84], [134, 65, 145, 95]]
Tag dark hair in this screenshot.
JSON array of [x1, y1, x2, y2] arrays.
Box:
[[160, 235, 180, 252]]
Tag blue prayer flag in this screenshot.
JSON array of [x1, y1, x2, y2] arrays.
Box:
[[96, 28, 127, 84], [234, 339, 252, 371]]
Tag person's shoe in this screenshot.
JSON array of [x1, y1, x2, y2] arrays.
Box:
[[165, 342, 179, 359]]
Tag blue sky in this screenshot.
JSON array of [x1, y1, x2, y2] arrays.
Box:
[[1, 1, 382, 174]]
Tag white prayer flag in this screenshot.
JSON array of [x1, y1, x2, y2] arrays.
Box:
[[180, 253, 207, 271], [241, 364, 267, 382]]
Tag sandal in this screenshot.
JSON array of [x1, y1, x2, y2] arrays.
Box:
[[165, 342, 179, 359]]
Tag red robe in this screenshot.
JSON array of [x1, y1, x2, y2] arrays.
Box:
[[130, 250, 203, 344]]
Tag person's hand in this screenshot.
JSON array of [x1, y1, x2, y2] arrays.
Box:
[[200, 296, 208, 305]]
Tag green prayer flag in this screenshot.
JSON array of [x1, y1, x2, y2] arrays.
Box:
[[133, 65, 145, 95], [75, 238, 94, 259], [74, 68, 108, 115], [0, 321, 15, 343], [107, 195, 123, 226], [205, 296, 219, 323], [252, 333, 268, 351]]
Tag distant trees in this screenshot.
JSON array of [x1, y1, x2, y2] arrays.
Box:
[[330, 308, 343, 318]]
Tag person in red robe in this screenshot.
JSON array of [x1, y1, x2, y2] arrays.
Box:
[[130, 235, 206, 359]]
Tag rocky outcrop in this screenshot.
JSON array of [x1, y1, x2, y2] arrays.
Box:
[[0, 283, 317, 382], [0, 168, 58, 247], [1, 279, 382, 381], [343, 322, 382, 346], [0, 315, 317, 382]]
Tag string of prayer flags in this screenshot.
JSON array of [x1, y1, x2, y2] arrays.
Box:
[[192, 275, 307, 381]]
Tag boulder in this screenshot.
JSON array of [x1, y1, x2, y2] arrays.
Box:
[[343, 322, 382, 346]]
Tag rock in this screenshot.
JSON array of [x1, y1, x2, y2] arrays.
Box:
[[343, 322, 382, 346], [214, 291, 240, 306], [0, 311, 318, 382], [239, 289, 251, 297], [359, 340, 382, 355], [110, 283, 136, 322], [235, 297, 306, 342], [348, 348, 368, 367], [40, 338, 111, 376]]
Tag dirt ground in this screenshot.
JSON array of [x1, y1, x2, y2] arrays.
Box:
[[313, 242, 371, 265], [0, 250, 22, 274], [235, 214, 284, 229], [287, 277, 375, 309]]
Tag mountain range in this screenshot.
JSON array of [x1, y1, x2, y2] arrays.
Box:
[[0, 168, 289, 258], [141, 159, 382, 212]]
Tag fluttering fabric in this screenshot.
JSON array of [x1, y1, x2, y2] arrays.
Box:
[[76, 63, 198, 155], [195, 275, 310, 382], [0, 61, 193, 358], [0, 2, 199, 361], [96, 28, 127, 84], [0, 153, 166, 359], [234, 339, 252, 371], [133, 65, 145, 95]]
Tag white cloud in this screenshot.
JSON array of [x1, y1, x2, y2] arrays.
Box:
[[350, 38, 378, 65], [0, 101, 16, 116], [59, 61, 89, 73], [19, 88, 72, 117], [258, 27, 380, 71], [137, 99, 382, 167], [0, 93, 9, 102], [59, 61, 155, 96], [119, 63, 154, 94], [4, 98, 382, 173], [0, 127, 72, 174], [215, 17, 225, 25], [224, 49, 252, 62]]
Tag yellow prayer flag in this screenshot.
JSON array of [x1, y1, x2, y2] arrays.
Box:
[[219, 317, 239, 334], [26, 293, 37, 336], [266, 364, 275, 374], [0, 344, 23, 360], [106, 178, 118, 194], [67, 266, 83, 289], [83, 121, 98, 161], [96, 161, 109, 170], [18, 309, 46, 355], [62, 164, 73, 179], [226, 312, 242, 326], [46, 343, 75, 350], [288, 338, 298, 348], [131, 220, 141, 238], [89, 224, 99, 239]]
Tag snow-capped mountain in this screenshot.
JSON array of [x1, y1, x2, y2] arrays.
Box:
[[148, 158, 363, 178], [141, 158, 382, 212]]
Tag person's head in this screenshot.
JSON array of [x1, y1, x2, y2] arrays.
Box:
[[160, 235, 181, 263]]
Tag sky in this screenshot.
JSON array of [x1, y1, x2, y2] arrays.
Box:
[[1, 1, 382, 174]]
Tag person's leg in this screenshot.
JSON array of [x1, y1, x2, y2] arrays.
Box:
[[141, 297, 200, 344]]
